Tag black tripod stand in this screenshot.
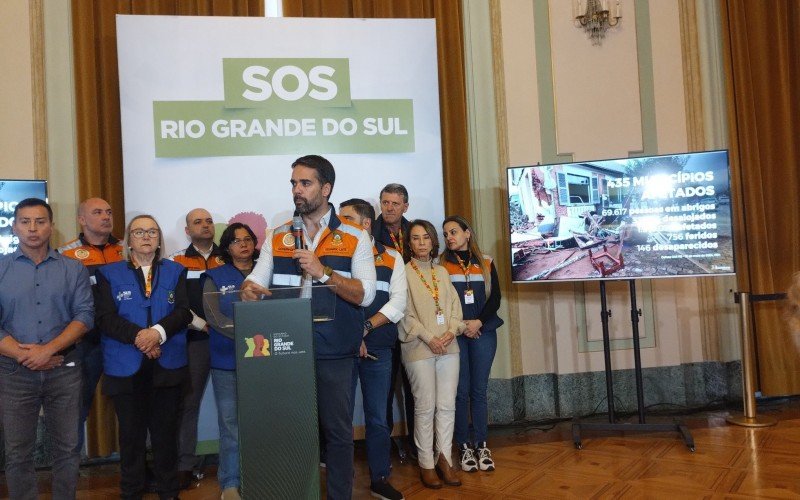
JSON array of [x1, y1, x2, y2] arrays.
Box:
[[571, 279, 695, 452]]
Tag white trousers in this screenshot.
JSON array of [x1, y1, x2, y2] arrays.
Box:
[[404, 353, 460, 469]]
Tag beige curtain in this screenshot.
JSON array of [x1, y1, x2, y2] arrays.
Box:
[[721, 0, 800, 395], [283, 0, 473, 218], [71, 0, 264, 458]]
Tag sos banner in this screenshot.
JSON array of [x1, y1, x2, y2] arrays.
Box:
[[117, 15, 444, 253]]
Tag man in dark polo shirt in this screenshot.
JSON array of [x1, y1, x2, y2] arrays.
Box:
[[0, 198, 94, 499]]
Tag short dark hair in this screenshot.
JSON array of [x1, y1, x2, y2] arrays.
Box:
[[14, 198, 53, 221], [405, 219, 439, 261], [219, 222, 260, 264], [292, 155, 336, 194], [339, 198, 375, 221], [380, 183, 409, 204]]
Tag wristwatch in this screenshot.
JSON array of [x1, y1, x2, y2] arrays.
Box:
[[364, 320, 374, 335], [319, 265, 334, 283]]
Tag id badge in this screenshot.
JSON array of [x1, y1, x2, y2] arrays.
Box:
[[464, 289, 475, 304], [436, 312, 446, 325]]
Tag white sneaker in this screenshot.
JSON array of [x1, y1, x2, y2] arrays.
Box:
[[459, 443, 478, 472], [221, 486, 241, 500], [476, 442, 495, 471]]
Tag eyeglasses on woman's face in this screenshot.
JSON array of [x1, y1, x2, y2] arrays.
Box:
[[130, 228, 159, 239], [231, 236, 254, 246]]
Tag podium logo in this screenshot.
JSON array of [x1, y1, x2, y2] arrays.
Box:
[[244, 334, 271, 358]]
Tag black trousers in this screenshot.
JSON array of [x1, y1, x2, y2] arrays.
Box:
[[113, 384, 182, 500]]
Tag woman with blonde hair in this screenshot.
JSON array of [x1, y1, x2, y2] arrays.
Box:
[[95, 215, 191, 500], [441, 215, 503, 473], [400, 219, 465, 489]]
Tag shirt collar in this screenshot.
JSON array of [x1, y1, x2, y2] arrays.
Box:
[[185, 242, 220, 258], [12, 247, 60, 263]]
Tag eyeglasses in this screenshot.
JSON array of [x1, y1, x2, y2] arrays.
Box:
[[130, 229, 159, 239], [231, 237, 254, 246]]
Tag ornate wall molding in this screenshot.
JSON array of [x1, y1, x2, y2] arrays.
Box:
[[29, 0, 48, 181]]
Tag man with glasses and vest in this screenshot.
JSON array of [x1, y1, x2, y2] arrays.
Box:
[[243, 155, 376, 500], [339, 198, 406, 500]]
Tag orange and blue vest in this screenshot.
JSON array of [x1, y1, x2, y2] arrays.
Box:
[[59, 234, 124, 279], [364, 241, 400, 350], [169, 244, 225, 341], [270, 209, 366, 360], [202, 263, 244, 370], [59, 234, 124, 343], [442, 253, 504, 332], [98, 259, 188, 377]]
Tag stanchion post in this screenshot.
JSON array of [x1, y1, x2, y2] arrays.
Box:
[[726, 291, 776, 427]]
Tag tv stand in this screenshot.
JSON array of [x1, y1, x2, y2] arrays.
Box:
[[571, 279, 695, 452]]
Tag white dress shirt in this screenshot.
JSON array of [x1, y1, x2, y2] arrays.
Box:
[[377, 246, 407, 323]]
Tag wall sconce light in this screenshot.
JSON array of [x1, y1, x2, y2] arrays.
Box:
[[574, 0, 622, 45]]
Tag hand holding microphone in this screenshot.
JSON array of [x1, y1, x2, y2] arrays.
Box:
[[291, 212, 325, 279]]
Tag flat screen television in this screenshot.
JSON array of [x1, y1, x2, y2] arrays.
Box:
[[507, 150, 735, 283], [0, 179, 48, 256]]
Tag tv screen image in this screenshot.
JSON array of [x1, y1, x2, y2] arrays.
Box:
[[507, 150, 735, 283], [0, 179, 48, 256]]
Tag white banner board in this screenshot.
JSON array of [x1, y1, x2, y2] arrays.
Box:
[[117, 14, 443, 449], [117, 15, 444, 250]]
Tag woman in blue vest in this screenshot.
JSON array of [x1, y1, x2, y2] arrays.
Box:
[[441, 215, 503, 473], [95, 215, 191, 500], [201, 222, 259, 500]]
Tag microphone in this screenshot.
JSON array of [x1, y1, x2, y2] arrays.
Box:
[[292, 212, 305, 274], [292, 212, 306, 250]]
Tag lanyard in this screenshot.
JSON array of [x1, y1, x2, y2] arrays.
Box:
[[132, 256, 155, 298], [410, 259, 441, 313], [388, 228, 404, 257], [143, 265, 153, 298], [454, 252, 473, 290]]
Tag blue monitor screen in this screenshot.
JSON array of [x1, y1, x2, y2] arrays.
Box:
[[506, 150, 735, 282]]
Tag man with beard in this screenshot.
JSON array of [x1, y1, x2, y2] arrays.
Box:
[[59, 197, 124, 455], [243, 155, 376, 500], [169, 208, 225, 488]]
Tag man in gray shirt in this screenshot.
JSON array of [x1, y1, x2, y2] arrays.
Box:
[[0, 198, 94, 500]]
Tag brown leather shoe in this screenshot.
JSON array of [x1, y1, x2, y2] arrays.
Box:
[[420, 467, 443, 489], [436, 454, 462, 486]]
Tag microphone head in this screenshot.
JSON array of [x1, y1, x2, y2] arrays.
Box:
[[292, 215, 303, 231]]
